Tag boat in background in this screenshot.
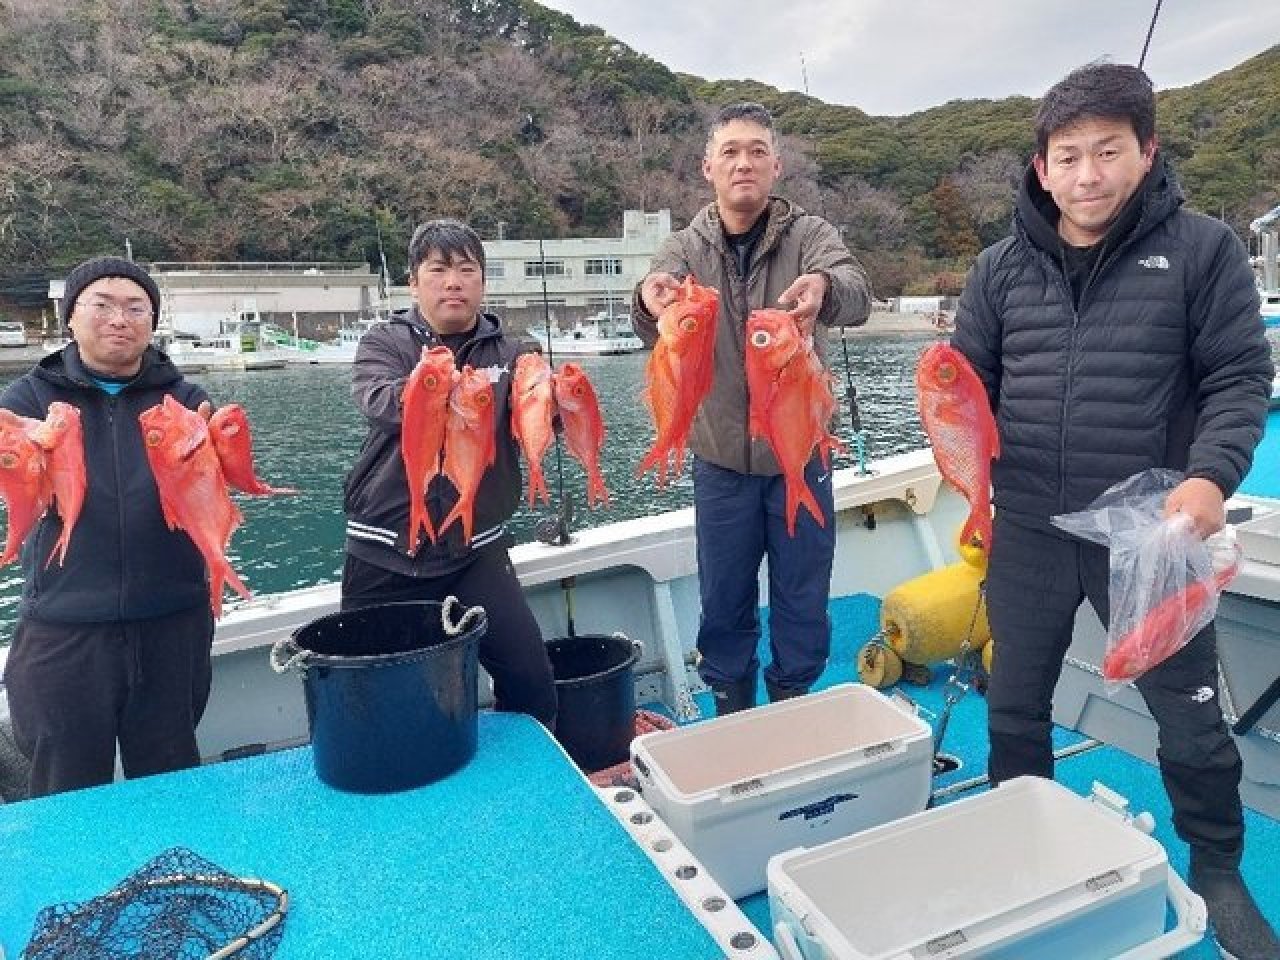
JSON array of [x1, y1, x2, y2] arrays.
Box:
[[260, 318, 378, 365], [529, 312, 644, 356], [155, 323, 287, 372]]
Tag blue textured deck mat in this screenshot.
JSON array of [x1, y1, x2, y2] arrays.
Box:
[[0, 713, 724, 960]]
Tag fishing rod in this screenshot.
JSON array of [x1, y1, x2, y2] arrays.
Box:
[[800, 51, 869, 475], [1138, 0, 1163, 70], [534, 235, 574, 547]]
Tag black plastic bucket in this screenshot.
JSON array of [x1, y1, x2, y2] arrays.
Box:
[[273, 600, 485, 793], [547, 632, 640, 773]]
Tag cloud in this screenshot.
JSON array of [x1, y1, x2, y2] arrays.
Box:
[[539, 0, 1280, 115]]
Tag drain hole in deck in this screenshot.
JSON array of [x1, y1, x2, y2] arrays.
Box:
[[730, 932, 758, 950], [651, 835, 673, 852], [702, 896, 726, 912], [674, 865, 698, 880], [613, 789, 635, 803], [932, 753, 962, 776], [630, 811, 654, 825]]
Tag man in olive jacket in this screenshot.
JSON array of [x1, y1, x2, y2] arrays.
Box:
[[634, 102, 871, 713], [952, 64, 1277, 959]]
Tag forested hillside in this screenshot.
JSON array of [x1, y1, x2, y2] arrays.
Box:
[[1, 0, 1276, 309]]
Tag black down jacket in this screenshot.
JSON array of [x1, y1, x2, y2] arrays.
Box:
[[952, 155, 1272, 527]]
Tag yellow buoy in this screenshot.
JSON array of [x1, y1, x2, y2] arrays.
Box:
[[982, 637, 994, 673], [881, 541, 991, 666], [857, 641, 903, 688]]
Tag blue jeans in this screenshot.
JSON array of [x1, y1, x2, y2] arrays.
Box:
[[692, 456, 835, 691]]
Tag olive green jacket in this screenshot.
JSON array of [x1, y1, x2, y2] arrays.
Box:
[[632, 197, 871, 474]]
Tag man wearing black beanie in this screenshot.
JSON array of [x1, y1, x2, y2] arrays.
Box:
[[0, 256, 217, 799]]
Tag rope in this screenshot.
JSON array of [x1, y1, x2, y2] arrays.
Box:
[[839, 334, 869, 475], [1138, 0, 1163, 69], [440, 595, 486, 637]]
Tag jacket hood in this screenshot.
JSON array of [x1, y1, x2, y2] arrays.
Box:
[[1014, 151, 1184, 256], [34, 343, 187, 393], [394, 305, 505, 343], [689, 196, 803, 254]]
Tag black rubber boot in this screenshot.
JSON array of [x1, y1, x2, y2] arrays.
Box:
[[764, 677, 808, 703], [1189, 857, 1280, 960], [710, 675, 756, 716]]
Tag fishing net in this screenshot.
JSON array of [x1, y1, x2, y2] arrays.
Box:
[[20, 848, 287, 960]]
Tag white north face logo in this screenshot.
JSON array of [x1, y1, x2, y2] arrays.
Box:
[[1191, 686, 1215, 704], [1138, 255, 1170, 270]]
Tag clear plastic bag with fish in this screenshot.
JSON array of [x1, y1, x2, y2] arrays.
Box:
[[1051, 468, 1241, 687]]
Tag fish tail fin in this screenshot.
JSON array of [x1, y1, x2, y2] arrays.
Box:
[[438, 497, 473, 544], [45, 533, 70, 569], [958, 507, 992, 554], [587, 467, 610, 508], [210, 559, 252, 620], [528, 463, 549, 507], [786, 476, 827, 537]]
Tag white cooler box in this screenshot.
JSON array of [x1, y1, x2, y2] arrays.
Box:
[[632, 683, 932, 898], [768, 777, 1206, 960]]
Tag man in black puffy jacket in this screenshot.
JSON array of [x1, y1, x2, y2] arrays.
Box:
[[953, 64, 1277, 958], [342, 219, 556, 727], [1, 257, 214, 799]]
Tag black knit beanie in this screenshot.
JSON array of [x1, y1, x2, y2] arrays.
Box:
[[61, 257, 161, 330]]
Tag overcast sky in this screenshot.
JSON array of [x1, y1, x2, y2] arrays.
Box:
[[539, 1, 1280, 116]]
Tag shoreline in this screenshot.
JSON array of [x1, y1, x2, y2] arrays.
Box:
[[830, 310, 952, 338]]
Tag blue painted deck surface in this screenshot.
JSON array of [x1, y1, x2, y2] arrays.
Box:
[[0, 714, 725, 960], [1238, 408, 1280, 498]]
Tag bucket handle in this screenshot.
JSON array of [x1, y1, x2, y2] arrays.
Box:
[[612, 631, 642, 662], [441, 595, 486, 637], [270, 637, 309, 674]]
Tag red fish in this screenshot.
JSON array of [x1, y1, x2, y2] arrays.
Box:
[[28, 402, 86, 567], [208, 404, 297, 496], [510, 351, 555, 507], [1103, 563, 1239, 682], [0, 409, 51, 566], [916, 343, 1000, 551], [400, 346, 457, 551], [745, 309, 842, 535], [438, 366, 497, 544], [552, 363, 610, 508], [638, 276, 720, 485], [140, 394, 250, 618]]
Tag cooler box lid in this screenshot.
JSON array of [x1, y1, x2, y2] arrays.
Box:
[[769, 777, 1170, 959], [635, 683, 930, 799]]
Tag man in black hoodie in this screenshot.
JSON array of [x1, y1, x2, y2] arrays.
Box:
[[953, 64, 1277, 958], [1, 257, 214, 799], [342, 220, 556, 728]]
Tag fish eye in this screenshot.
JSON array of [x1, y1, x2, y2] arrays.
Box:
[[476, 392, 490, 405], [0, 453, 15, 468], [145, 429, 163, 447], [680, 317, 697, 332], [937, 363, 956, 384], [751, 330, 772, 348], [424, 374, 437, 388]]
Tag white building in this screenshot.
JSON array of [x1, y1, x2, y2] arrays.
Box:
[[479, 210, 671, 318], [51, 262, 382, 340]]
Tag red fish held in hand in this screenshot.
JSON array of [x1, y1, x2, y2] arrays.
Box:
[[29, 402, 86, 567], [438, 366, 497, 544], [745, 309, 841, 535], [1102, 563, 1238, 682], [916, 343, 999, 552], [208, 404, 297, 496], [0, 409, 51, 566], [552, 363, 610, 508], [140, 394, 250, 618], [510, 351, 555, 507], [400, 346, 457, 551], [639, 276, 720, 486]]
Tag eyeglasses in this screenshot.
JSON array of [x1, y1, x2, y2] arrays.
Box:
[[78, 299, 153, 323]]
